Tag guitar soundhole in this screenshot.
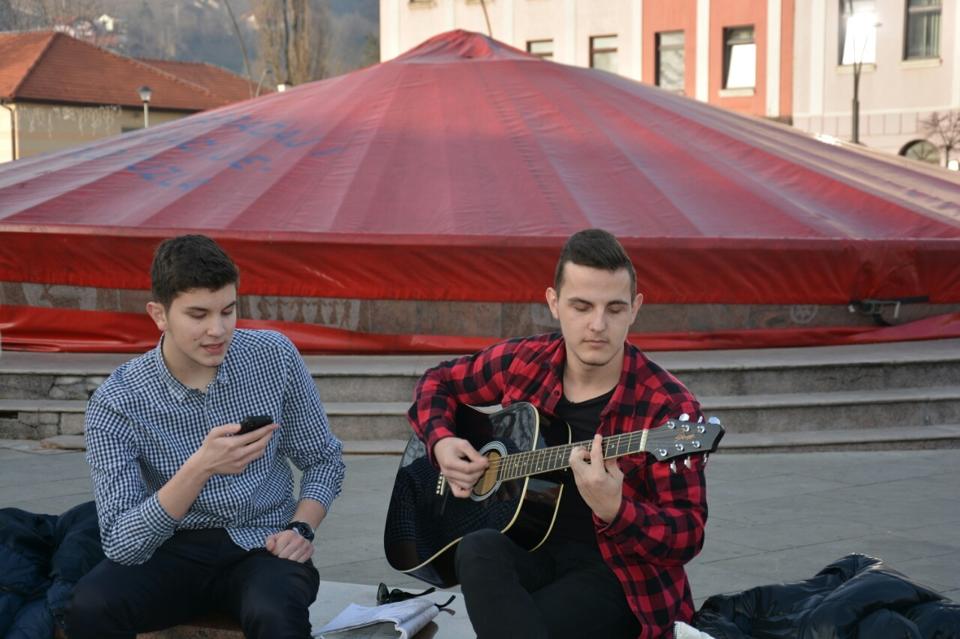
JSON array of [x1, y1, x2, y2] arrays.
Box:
[[473, 451, 501, 497], [471, 439, 508, 501]]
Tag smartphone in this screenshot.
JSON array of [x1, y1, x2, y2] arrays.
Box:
[[238, 415, 273, 435]]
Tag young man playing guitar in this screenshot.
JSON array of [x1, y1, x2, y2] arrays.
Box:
[[407, 229, 708, 639]]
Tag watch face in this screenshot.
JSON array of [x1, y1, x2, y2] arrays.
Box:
[[289, 521, 314, 541]]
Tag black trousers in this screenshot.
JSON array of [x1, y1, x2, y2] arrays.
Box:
[[455, 529, 641, 639], [67, 528, 320, 639]]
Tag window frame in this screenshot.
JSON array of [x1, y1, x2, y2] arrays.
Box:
[[722, 25, 756, 90], [526, 39, 554, 60], [903, 0, 941, 60], [589, 34, 618, 72], [655, 30, 685, 92]]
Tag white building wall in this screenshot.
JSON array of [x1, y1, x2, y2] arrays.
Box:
[[793, 0, 958, 158], [381, 0, 639, 78]]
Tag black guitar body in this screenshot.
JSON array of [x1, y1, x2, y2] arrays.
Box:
[[384, 401, 724, 588], [384, 403, 567, 587]]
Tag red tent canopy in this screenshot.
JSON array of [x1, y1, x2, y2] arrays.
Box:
[[1, 30, 959, 310]]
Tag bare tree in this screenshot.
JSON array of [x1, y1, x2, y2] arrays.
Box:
[[223, 0, 254, 97], [253, 0, 329, 87], [921, 111, 960, 166]]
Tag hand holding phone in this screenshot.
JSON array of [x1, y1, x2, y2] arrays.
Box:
[[238, 415, 273, 435]]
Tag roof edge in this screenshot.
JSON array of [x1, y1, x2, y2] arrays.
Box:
[[6, 31, 58, 99]]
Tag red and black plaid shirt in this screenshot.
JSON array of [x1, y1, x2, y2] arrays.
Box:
[[407, 333, 708, 639]]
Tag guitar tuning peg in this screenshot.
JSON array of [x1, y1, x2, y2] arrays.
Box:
[[669, 461, 678, 473], [684, 458, 692, 469], [679, 413, 690, 422], [708, 416, 721, 425]]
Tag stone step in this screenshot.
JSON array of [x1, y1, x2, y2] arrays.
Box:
[[5, 387, 960, 445], [0, 399, 414, 442], [4, 339, 960, 402], [28, 422, 960, 458], [701, 386, 960, 434]]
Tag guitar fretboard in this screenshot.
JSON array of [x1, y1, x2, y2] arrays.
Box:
[[489, 430, 651, 482]]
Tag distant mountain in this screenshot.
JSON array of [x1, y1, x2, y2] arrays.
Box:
[[1, 0, 379, 84]]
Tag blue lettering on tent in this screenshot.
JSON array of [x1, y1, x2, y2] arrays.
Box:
[[228, 155, 272, 173]]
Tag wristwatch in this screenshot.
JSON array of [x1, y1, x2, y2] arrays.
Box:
[[284, 520, 315, 541]]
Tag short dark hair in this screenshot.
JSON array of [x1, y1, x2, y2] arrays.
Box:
[[554, 229, 636, 295], [151, 235, 239, 307]]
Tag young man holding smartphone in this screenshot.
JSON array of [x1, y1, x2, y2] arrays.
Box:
[[69, 235, 345, 639]]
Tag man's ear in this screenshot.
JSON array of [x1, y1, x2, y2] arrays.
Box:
[[630, 292, 643, 322], [545, 287, 560, 320], [146, 301, 167, 332]]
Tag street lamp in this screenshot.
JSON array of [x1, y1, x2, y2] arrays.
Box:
[[846, 11, 879, 144], [138, 85, 152, 128]]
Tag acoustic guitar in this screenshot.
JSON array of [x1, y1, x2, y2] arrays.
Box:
[[383, 402, 724, 587]]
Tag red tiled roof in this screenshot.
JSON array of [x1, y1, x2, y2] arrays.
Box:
[[139, 59, 265, 102], [0, 31, 228, 110]]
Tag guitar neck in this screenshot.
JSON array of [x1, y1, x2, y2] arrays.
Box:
[[494, 431, 650, 482]]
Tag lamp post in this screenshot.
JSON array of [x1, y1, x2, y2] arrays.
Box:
[[138, 85, 152, 128], [846, 11, 878, 144]]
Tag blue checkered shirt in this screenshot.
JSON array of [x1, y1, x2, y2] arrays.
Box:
[[84, 329, 345, 565]]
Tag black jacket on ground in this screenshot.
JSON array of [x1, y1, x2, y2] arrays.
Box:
[[692, 554, 960, 639], [0, 501, 103, 639]]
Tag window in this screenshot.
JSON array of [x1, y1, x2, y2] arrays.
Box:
[[527, 39, 554, 60], [655, 31, 685, 92], [900, 139, 940, 165], [590, 35, 618, 73], [839, 0, 877, 65], [722, 26, 755, 89], [904, 0, 940, 59]]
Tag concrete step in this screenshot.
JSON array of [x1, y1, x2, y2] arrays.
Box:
[[25, 422, 960, 458], [5, 387, 960, 447], [700, 386, 960, 434], [4, 340, 960, 402], [658, 338, 960, 396], [0, 398, 413, 442]]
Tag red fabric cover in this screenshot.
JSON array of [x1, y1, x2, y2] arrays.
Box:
[[1, 30, 959, 307], [3, 305, 959, 354]]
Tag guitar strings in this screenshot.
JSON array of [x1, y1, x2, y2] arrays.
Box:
[[483, 430, 656, 480]]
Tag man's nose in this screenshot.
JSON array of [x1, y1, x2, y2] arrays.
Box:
[[588, 309, 607, 331], [208, 316, 227, 336]]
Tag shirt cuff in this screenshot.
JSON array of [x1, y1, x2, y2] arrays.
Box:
[[139, 494, 179, 536], [300, 484, 337, 511], [596, 497, 640, 539]]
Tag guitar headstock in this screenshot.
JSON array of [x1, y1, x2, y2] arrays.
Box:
[[646, 414, 724, 463]]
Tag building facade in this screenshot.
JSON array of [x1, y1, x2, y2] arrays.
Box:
[[0, 31, 257, 163], [793, 0, 959, 165], [382, 0, 959, 167], [381, 0, 796, 121]]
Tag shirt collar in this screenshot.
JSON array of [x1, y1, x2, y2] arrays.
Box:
[[151, 334, 231, 402], [544, 336, 639, 419]]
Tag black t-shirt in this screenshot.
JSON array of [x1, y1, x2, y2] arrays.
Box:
[[544, 387, 615, 546]]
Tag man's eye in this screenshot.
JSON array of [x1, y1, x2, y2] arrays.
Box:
[[609, 306, 625, 314], [573, 305, 590, 312], [189, 313, 205, 320]]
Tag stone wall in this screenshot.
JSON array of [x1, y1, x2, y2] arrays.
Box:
[[4, 282, 954, 338]]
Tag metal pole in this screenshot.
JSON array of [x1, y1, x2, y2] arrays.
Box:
[[142, 101, 149, 128], [852, 60, 860, 144]]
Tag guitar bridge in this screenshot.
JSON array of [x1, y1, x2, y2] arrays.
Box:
[[436, 474, 447, 496]]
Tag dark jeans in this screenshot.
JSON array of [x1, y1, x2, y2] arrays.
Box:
[[455, 529, 641, 639], [67, 528, 320, 639]]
